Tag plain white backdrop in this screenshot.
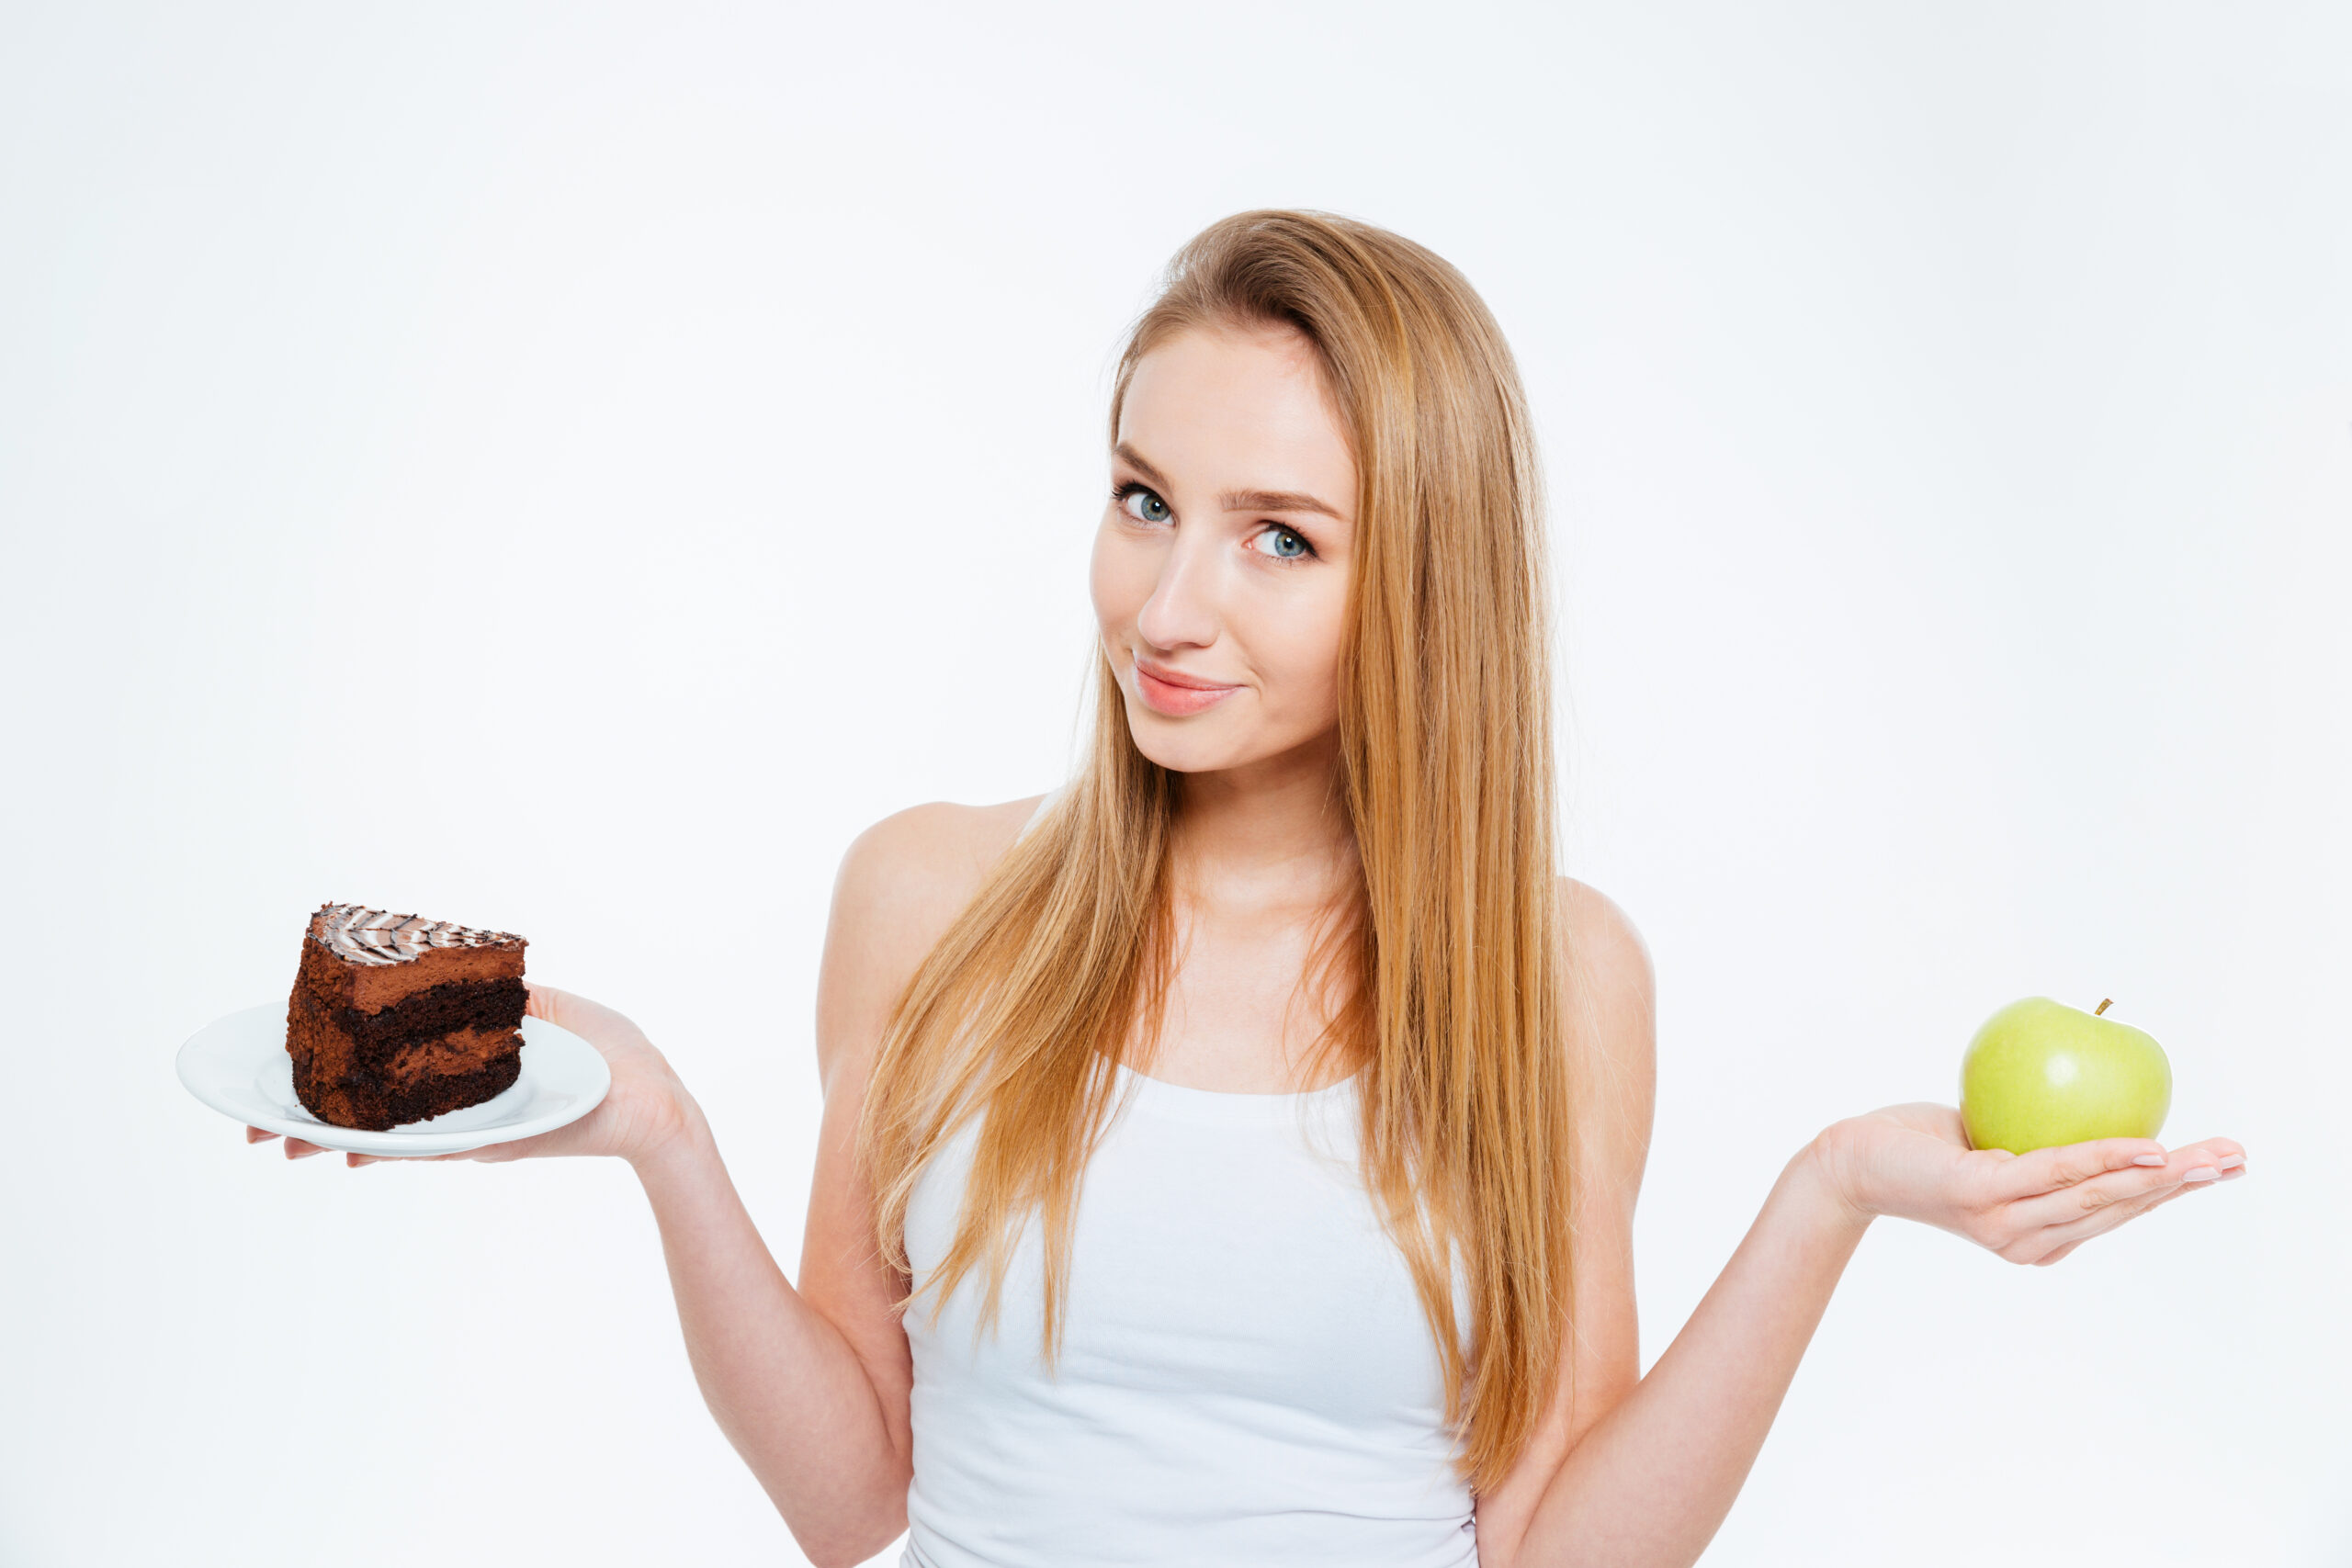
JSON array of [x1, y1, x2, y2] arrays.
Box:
[[3, 3, 2346, 1563]]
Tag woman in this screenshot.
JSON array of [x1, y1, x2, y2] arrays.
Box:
[[253, 210, 2247, 1568]]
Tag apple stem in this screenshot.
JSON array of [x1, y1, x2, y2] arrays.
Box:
[[2095, 998, 2114, 1016]]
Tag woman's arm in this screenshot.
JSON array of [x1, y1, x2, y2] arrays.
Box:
[[614, 799, 1043, 1568], [299, 984, 912, 1568], [250, 800, 1041, 1568], [1503, 1128, 1866, 1565], [1468, 881, 1656, 1561], [1510, 1112, 2240, 1567], [1468, 889, 2246, 1568], [613, 1028, 910, 1568]]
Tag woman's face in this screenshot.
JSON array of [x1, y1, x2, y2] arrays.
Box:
[[1091, 323, 1359, 777]]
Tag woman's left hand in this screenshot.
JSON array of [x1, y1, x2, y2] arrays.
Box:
[[1815, 1104, 2246, 1265]]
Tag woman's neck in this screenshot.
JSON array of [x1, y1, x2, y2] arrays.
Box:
[[1169, 729, 1356, 903]]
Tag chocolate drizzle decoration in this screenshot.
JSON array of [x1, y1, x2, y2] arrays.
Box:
[[310, 902, 525, 967]]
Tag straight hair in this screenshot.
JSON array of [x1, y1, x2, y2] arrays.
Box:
[[855, 209, 1573, 1494]]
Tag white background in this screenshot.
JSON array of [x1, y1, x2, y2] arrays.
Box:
[[3, 4, 2345, 1563]]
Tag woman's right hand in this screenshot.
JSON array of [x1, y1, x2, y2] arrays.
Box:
[[246, 982, 699, 1170]]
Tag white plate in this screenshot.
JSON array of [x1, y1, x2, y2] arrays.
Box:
[[177, 1004, 612, 1156]]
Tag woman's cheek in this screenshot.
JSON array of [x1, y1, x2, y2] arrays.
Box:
[[1265, 593, 1349, 730], [1088, 523, 1147, 635]]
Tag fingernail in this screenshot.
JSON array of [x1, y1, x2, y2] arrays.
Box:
[[2182, 1166, 2220, 1182], [2132, 1154, 2168, 1167], [2217, 1154, 2245, 1170]]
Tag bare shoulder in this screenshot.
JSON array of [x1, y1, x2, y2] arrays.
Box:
[[834, 795, 1047, 929], [800, 796, 1046, 1478], [1555, 875, 1655, 1005], [1554, 875, 1657, 1188], [815, 795, 1048, 1087]]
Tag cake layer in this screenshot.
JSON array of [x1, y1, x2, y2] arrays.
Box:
[[288, 989, 524, 1131], [381, 1023, 521, 1088], [293, 970, 527, 1062], [300, 904, 526, 1014], [291, 1033, 522, 1130]]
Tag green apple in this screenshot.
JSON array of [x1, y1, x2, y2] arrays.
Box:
[[1960, 997, 2172, 1155]]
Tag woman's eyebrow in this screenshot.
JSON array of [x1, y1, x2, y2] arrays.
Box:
[[1113, 443, 1173, 490], [1114, 441, 1346, 523], [1218, 488, 1344, 522]]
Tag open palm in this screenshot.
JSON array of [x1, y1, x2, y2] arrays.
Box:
[[1824, 1102, 2245, 1265]]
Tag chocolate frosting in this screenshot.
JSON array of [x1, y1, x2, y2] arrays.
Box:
[[309, 902, 525, 968]]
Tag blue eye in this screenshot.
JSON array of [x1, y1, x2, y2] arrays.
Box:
[[1117, 485, 1170, 524], [1251, 525, 1311, 559]]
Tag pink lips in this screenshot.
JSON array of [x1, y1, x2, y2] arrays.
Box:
[[1133, 655, 1241, 717]]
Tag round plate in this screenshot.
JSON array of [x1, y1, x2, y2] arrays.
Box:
[[177, 1004, 612, 1156]]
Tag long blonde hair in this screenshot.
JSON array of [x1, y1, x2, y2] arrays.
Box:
[[854, 209, 1571, 1494]]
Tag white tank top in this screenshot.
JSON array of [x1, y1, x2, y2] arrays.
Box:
[[898, 802, 1479, 1567]]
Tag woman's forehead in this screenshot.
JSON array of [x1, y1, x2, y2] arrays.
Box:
[[1116, 327, 1354, 502]]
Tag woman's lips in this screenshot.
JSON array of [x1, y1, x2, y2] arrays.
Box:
[[1133, 657, 1241, 717]]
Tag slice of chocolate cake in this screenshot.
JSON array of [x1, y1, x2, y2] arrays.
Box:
[[287, 903, 528, 1132]]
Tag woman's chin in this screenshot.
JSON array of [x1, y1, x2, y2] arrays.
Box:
[[1124, 704, 1329, 778], [1128, 732, 1241, 775], [1125, 705, 1253, 775]]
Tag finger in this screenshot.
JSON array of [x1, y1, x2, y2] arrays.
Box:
[[455, 1133, 542, 1164], [2006, 1157, 2185, 1231], [247, 1126, 281, 1145], [371, 1145, 521, 1165], [334, 1134, 550, 1168], [2024, 1184, 2189, 1259], [2021, 1160, 2248, 1261], [2168, 1137, 2247, 1175], [1993, 1136, 2170, 1199], [2009, 1141, 2246, 1234], [283, 1137, 331, 1159], [524, 981, 580, 1024], [2013, 1190, 2177, 1262]]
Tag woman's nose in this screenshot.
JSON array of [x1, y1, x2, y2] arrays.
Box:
[[1135, 534, 1222, 650]]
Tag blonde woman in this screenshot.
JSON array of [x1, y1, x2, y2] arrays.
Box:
[[254, 211, 2247, 1567]]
